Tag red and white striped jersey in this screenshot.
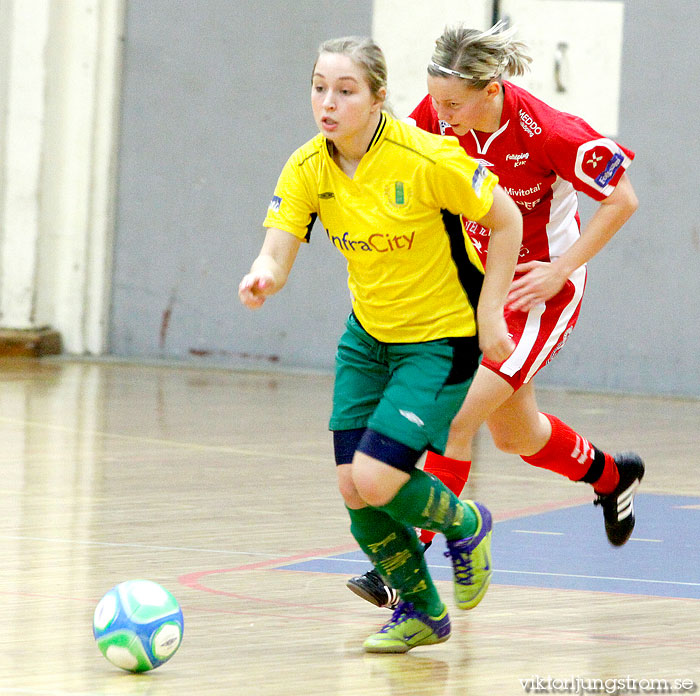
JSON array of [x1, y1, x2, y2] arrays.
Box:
[[409, 81, 635, 265]]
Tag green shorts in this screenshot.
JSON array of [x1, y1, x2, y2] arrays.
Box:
[[329, 313, 481, 455]]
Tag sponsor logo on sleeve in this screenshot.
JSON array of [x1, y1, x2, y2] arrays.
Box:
[[575, 139, 627, 192], [471, 164, 487, 194], [595, 152, 624, 187], [268, 195, 282, 212]]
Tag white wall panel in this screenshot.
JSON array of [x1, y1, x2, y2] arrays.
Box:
[[0, 0, 124, 350], [0, 0, 50, 329], [372, 0, 491, 118], [502, 0, 624, 136]]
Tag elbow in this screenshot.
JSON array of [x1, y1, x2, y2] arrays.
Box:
[[617, 175, 639, 218], [621, 183, 639, 217], [607, 189, 639, 225], [621, 194, 639, 225], [628, 192, 640, 216]]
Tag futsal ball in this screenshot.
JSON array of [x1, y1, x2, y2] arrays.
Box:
[[93, 579, 184, 672]]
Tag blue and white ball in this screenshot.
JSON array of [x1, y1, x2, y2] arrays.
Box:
[[93, 580, 184, 672]]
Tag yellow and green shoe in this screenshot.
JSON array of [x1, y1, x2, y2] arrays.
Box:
[[362, 602, 451, 654], [444, 500, 493, 610]]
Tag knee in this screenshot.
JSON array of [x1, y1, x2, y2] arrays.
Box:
[[491, 430, 525, 454], [352, 470, 396, 507], [489, 412, 551, 455], [491, 427, 549, 455], [347, 449, 411, 507], [336, 464, 365, 508]]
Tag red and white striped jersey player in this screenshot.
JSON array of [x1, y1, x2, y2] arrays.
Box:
[[410, 28, 643, 545], [409, 81, 635, 387], [347, 23, 645, 609]]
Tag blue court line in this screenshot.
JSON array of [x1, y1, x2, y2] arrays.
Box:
[[277, 495, 700, 599]]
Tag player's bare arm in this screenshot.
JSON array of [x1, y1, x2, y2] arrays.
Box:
[[474, 184, 522, 362], [239, 227, 301, 309], [507, 174, 638, 312]]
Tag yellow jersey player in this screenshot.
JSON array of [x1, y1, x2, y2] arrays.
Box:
[[349, 22, 642, 613], [239, 36, 522, 653]]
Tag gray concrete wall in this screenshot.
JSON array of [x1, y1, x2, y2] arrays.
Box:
[[111, 0, 700, 397], [111, 0, 369, 368]]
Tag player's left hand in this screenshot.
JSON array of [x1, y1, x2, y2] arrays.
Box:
[[507, 261, 568, 312]]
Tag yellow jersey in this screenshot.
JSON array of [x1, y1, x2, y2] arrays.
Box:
[[263, 113, 497, 343]]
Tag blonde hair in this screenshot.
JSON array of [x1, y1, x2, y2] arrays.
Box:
[[314, 36, 388, 102], [429, 21, 532, 89]]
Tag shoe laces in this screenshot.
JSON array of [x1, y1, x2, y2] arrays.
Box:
[[593, 491, 614, 510], [381, 602, 416, 632], [444, 544, 473, 584]]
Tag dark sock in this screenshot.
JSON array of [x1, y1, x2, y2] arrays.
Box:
[[420, 451, 472, 544], [347, 505, 444, 615], [379, 468, 479, 541]]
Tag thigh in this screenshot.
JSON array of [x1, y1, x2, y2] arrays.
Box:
[[444, 363, 516, 457], [329, 314, 389, 432], [452, 364, 516, 436], [370, 336, 480, 453]]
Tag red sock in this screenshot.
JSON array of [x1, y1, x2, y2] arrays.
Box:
[[419, 450, 472, 544], [521, 413, 619, 493]]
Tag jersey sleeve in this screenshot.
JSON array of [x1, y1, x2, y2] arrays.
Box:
[[262, 149, 319, 242], [425, 141, 499, 221], [543, 113, 635, 200], [409, 94, 442, 135]]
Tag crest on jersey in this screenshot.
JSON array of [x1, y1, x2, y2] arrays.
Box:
[[575, 138, 628, 194], [385, 181, 411, 208]]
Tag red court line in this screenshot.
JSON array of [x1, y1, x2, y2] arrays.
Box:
[[180, 541, 357, 580], [178, 542, 359, 611], [178, 497, 592, 603]]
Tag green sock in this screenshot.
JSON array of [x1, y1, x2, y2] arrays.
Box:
[[346, 505, 444, 616], [379, 468, 479, 541]]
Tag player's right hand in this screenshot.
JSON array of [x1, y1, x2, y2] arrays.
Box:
[[238, 272, 275, 309], [477, 312, 515, 363]]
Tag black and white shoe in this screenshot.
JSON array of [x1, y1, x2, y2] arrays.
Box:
[[347, 541, 432, 609], [594, 452, 645, 546], [346, 568, 400, 609]]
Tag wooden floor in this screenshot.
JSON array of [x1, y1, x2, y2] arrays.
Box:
[[0, 358, 698, 695]]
